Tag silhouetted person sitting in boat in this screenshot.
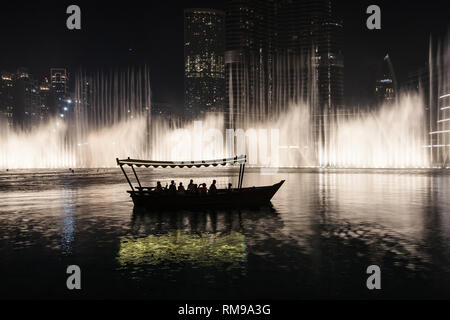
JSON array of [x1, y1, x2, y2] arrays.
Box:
[[209, 180, 217, 195], [227, 183, 233, 192], [155, 181, 163, 193], [168, 180, 177, 194], [192, 183, 198, 194], [178, 182, 185, 193], [198, 183, 208, 195], [187, 179, 194, 192]]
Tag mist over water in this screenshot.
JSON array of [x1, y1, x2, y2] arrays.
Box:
[[1, 38, 449, 169], [318, 94, 429, 168], [0, 94, 430, 169]]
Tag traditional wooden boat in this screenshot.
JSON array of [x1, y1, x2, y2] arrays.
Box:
[[116, 155, 284, 209]]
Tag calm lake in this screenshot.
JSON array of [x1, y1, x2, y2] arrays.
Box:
[[0, 168, 449, 299]]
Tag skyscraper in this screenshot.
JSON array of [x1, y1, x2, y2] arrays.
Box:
[[13, 68, 41, 129], [39, 78, 52, 122], [224, 0, 344, 126], [275, 0, 343, 107], [374, 54, 397, 105], [50, 68, 71, 118], [0, 71, 14, 127], [50, 68, 68, 96], [225, 0, 275, 126], [406, 51, 449, 166], [184, 9, 225, 118]]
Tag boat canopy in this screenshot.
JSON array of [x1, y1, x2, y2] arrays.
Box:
[[116, 155, 246, 168]]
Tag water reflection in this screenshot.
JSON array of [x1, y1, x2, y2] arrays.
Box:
[[118, 209, 248, 272], [1, 169, 449, 298], [117, 207, 282, 278], [61, 189, 75, 255]]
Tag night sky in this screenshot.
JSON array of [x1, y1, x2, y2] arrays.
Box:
[[0, 1, 448, 109]]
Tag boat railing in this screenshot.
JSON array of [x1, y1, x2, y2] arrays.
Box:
[[117, 155, 247, 192]]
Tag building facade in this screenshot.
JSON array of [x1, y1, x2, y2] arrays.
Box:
[[373, 54, 397, 106], [0, 67, 72, 129], [39, 78, 52, 122], [224, 0, 275, 126], [0, 72, 14, 127], [13, 68, 41, 129], [224, 0, 344, 126], [184, 9, 226, 118], [50, 68, 71, 118], [406, 59, 450, 165]]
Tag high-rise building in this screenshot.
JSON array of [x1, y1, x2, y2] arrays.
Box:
[[13, 68, 41, 129], [184, 9, 226, 118], [406, 59, 450, 166], [0, 71, 14, 127], [224, 0, 344, 126], [276, 0, 344, 110], [224, 0, 275, 126], [374, 54, 397, 105], [50, 68, 72, 119], [50, 68, 68, 96], [39, 78, 52, 122]]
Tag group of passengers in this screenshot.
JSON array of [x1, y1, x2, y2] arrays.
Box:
[[154, 179, 231, 196]]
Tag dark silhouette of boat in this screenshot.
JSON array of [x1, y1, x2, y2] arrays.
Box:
[[117, 155, 284, 209]]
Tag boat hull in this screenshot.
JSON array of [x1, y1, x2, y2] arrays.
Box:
[[127, 180, 285, 210]]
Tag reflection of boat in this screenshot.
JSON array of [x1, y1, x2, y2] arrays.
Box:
[[119, 210, 247, 270], [117, 230, 247, 269], [117, 155, 284, 210]]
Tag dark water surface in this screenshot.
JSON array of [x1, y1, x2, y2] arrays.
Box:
[[0, 168, 449, 299]]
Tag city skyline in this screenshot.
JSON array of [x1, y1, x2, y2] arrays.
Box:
[[2, 1, 450, 304], [0, 1, 448, 112]]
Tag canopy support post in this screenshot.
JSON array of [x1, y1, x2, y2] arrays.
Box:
[[238, 164, 242, 189], [238, 163, 245, 189], [120, 164, 134, 192], [131, 165, 142, 190], [240, 164, 245, 189]]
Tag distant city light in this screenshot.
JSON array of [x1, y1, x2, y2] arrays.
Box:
[[60, 114, 64, 118], [64, 107, 68, 111]]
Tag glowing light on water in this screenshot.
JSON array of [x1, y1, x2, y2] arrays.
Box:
[[0, 36, 448, 169], [318, 94, 429, 168], [0, 94, 433, 169]]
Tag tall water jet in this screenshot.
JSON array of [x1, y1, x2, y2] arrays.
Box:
[[1, 35, 449, 169], [0, 67, 152, 169], [318, 94, 429, 168], [72, 67, 152, 167]]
